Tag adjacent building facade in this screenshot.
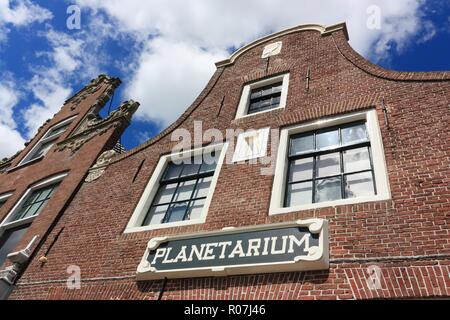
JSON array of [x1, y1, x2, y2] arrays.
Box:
[[1, 23, 449, 300]]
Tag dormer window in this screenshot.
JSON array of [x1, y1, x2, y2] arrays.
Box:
[[236, 73, 289, 119], [18, 116, 76, 166]]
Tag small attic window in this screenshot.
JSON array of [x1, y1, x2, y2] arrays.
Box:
[[235, 73, 290, 119]]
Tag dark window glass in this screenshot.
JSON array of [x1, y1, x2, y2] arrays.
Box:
[[247, 81, 283, 115], [44, 123, 71, 139], [10, 183, 60, 222], [142, 151, 219, 226], [285, 121, 376, 207], [0, 224, 30, 267], [0, 201, 5, 210]]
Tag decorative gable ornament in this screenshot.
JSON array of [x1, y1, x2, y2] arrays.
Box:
[[261, 41, 282, 59]]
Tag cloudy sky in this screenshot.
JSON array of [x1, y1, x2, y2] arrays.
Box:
[[0, 0, 449, 159]]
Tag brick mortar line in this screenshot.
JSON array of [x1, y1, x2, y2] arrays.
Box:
[[330, 253, 450, 264], [14, 254, 449, 287]]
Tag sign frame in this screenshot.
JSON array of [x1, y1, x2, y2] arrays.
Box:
[[136, 218, 328, 280]]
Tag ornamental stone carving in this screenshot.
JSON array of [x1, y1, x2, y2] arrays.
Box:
[[85, 149, 119, 182], [56, 100, 139, 154], [66, 74, 121, 111]]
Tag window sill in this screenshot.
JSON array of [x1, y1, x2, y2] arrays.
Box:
[[124, 218, 206, 234], [269, 194, 391, 216], [0, 215, 36, 231], [234, 105, 285, 120], [7, 156, 44, 173]]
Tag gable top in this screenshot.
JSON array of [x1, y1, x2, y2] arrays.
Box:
[[215, 22, 348, 68]]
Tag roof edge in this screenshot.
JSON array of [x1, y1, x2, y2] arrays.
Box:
[[215, 22, 348, 68]]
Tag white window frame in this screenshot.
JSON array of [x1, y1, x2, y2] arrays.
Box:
[[125, 143, 229, 233], [0, 173, 68, 236], [0, 193, 12, 208], [18, 116, 76, 166], [235, 73, 290, 119], [269, 109, 391, 215]]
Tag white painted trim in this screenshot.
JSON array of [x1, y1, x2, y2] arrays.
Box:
[[18, 116, 76, 166], [125, 143, 229, 233], [232, 127, 270, 163], [269, 109, 391, 215], [0, 193, 12, 203], [215, 22, 348, 67], [136, 218, 329, 280], [0, 172, 68, 236], [235, 73, 290, 119]]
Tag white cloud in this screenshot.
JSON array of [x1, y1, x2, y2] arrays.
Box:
[[23, 76, 72, 137], [126, 38, 226, 125], [0, 0, 52, 26], [0, 0, 52, 45], [0, 81, 25, 158], [75, 0, 434, 127]]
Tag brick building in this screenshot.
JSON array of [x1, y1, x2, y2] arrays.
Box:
[[1, 22, 449, 300]]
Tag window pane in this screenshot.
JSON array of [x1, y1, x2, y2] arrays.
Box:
[[166, 202, 189, 223], [33, 140, 54, 158], [0, 201, 5, 209], [199, 151, 218, 173], [192, 177, 212, 199], [22, 202, 43, 218], [290, 134, 314, 155], [144, 205, 169, 226], [187, 198, 206, 220], [271, 96, 281, 106], [289, 158, 313, 182], [272, 84, 282, 93], [342, 123, 367, 145], [180, 162, 201, 177], [316, 129, 339, 150], [163, 163, 183, 180], [345, 172, 375, 198], [286, 182, 313, 207], [343, 147, 371, 173], [0, 224, 30, 267], [248, 101, 261, 113], [172, 180, 196, 202], [152, 183, 177, 205], [315, 177, 342, 203], [250, 90, 261, 99], [316, 152, 341, 178], [45, 123, 70, 139], [35, 186, 54, 202]]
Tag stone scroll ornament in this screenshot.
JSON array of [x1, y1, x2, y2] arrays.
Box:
[[136, 218, 329, 280], [56, 100, 139, 154]]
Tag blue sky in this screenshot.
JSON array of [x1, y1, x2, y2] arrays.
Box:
[[0, 0, 449, 159]]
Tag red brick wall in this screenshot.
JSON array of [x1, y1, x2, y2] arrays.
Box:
[[8, 27, 450, 300], [0, 76, 129, 273]]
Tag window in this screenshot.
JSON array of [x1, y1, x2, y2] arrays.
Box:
[[9, 183, 60, 222], [236, 73, 289, 118], [269, 110, 390, 215], [0, 173, 67, 267], [18, 116, 75, 165], [125, 143, 228, 232], [285, 121, 375, 206]]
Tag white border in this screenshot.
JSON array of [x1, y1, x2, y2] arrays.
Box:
[[235, 73, 290, 119], [0, 193, 12, 204], [269, 109, 391, 215], [0, 172, 68, 236], [136, 218, 329, 280], [125, 143, 229, 233], [18, 116, 76, 166]]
